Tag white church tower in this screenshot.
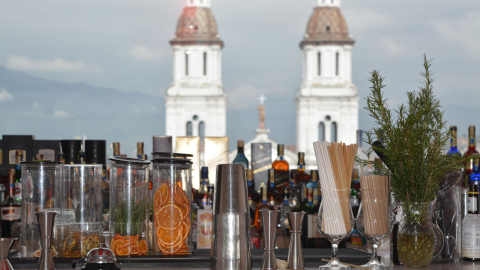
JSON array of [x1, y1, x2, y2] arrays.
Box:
[[166, 0, 226, 143], [296, 0, 359, 168]]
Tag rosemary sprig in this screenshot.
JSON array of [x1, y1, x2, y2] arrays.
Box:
[[113, 198, 148, 236], [356, 55, 464, 205]]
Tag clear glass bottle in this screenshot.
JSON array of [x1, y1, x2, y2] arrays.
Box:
[[233, 140, 249, 169]]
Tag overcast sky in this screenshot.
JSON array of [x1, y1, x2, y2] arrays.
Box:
[[0, 0, 479, 155]]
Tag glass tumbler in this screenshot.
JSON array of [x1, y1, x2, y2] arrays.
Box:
[[20, 161, 63, 258], [62, 164, 103, 258], [109, 157, 150, 256], [317, 189, 354, 269]]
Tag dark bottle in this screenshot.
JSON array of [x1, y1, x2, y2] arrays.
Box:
[[267, 169, 282, 207], [1, 170, 21, 238], [254, 186, 273, 231], [247, 169, 261, 213], [198, 167, 210, 209], [295, 152, 311, 183], [464, 126, 479, 187], [14, 151, 22, 203], [447, 126, 461, 156], [468, 159, 480, 215], [272, 144, 290, 188], [279, 187, 292, 230], [233, 140, 249, 169], [296, 185, 312, 248]]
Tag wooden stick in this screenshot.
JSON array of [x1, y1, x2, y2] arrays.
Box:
[[321, 259, 371, 270]]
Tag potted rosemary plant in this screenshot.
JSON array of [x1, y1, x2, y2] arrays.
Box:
[[357, 56, 464, 267]]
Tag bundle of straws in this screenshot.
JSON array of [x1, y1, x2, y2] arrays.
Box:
[[313, 141, 358, 235], [360, 175, 391, 235]]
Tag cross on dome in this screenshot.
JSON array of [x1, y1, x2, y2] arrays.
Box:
[[258, 94, 267, 105], [315, 0, 341, 7], [186, 0, 211, 8]]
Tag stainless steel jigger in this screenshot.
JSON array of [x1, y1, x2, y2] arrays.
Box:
[[0, 238, 17, 270], [36, 212, 56, 270], [286, 212, 305, 270], [260, 210, 279, 270]]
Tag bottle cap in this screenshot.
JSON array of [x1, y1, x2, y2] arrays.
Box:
[[237, 140, 244, 148]]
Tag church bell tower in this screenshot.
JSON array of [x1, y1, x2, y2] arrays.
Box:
[[165, 0, 227, 143], [296, 0, 359, 168]]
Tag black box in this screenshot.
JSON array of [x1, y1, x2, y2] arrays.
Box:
[[251, 142, 272, 188], [85, 140, 106, 167], [61, 140, 82, 164], [33, 140, 60, 161]]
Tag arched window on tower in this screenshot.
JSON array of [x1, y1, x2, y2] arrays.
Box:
[[186, 121, 193, 136], [331, 122, 337, 142], [317, 52, 321, 76], [203, 52, 207, 76], [335, 52, 339, 76], [319, 122, 325, 141], [199, 121, 205, 141], [185, 51, 189, 76]]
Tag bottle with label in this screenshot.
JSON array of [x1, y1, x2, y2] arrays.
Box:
[[14, 151, 22, 202], [197, 167, 209, 209], [447, 126, 461, 156], [254, 186, 274, 231], [464, 126, 479, 187], [307, 170, 319, 189], [207, 183, 214, 206], [468, 161, 480, 215], [267, 169, 282, 207], [272, 144, 289, 188], [1, 170, 21, 238], [462, 214, 480, 260], [247, 169, 261, 214], [233, 140, 249, 169], [279, 187, 292, 231], [295, 152, 311, 184], [296, 185, 312, 248], [197, 169, 213, 249]]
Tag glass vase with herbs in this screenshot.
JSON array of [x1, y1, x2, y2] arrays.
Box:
[[109, 157, 150, 256], [356, 56, 464, 267]]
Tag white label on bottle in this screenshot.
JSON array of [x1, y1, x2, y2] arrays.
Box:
[[21, 246, 27, 258], [197, 209, 213, 249], [468, 197, 478, 212], [462, 214, 480, 258], [38, 149, 55, 161], [1, 206, 21, 220], [15, 182, 22, 201]]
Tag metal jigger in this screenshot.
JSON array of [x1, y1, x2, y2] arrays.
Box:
[[0, 238, 16, 270], [286, 212, 305, 270], [36, 212, 56, 270], [260, 209, 279, 270], [211, 164, 251, 270]]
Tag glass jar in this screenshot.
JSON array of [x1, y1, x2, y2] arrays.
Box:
[[109, 157, 150, 256], [151, 155, 192, 255], [20, 161, 63, 258], [62, 165, 103, 258], [397, 201, 442, 267]]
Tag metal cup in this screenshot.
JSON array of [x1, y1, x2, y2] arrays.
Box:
[[211, 164, 251, 270], [36, 212, 56, 270], [260, 210, 279, 270], [286, 212, 305, 270], [0, 238, 16, 270]]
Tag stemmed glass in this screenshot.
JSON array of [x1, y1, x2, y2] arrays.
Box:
[[317, 189, 355, 269], [355, 188, 395, 269]]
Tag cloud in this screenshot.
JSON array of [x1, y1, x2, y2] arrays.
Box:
[[32, 102, 41, 109], [129, 45, 164, 62], [227, 85, 290, 110], [379, 37, 409, 56], [344, 9, 394, 32], [0, 88, 13, 102], [6, 55, 103, 73], [53, 110, 73, 118], [131, 105, 158, 113], [431, 12, 480, 60]]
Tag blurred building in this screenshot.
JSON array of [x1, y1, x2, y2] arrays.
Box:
[[296, 0, 359, 168], [165, 0, 227, 145]]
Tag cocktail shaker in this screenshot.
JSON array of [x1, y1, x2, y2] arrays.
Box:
[[0, 238, 16, 270], [36, 212, 56, 270], [211, 164, 251, 270]]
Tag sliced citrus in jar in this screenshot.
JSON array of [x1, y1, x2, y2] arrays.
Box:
[[157, 227, 182, 247], [154, 189, 163, 211], [137, 240, 148, 253], [157, 204, 183, 230], [117, 243, 132, 256], [111, 239, 126, 255]]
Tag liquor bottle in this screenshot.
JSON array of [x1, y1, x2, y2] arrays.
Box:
[[233, 140, 249, 169], [468, 159, 480, 214], [1, 170, 21, 238], [447, 126, 461, 156], [14, 151, 22, 203], [350, 187, 360, 219], [137, 142, 147, 160], [267, 169, 282, 207], [306, 170, 319, 189], [247, 169, 261, 212], [279, 187, 292, 231], [250, 224, 261, 249], [272, 144, 289, 188], [113, 142, 121, 157], [464, 126, 479, 187], [295, 186, 312, 248], [254, 186, 273, 231], [295, 152, 311, 183], [207, 183, 214, 206], [198, 167, 211, 209]]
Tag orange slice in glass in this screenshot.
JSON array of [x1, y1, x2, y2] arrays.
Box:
[[157, 204, 183, 230]]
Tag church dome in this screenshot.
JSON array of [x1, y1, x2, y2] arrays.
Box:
[[300, 7, 354, 48], [171, 7, 223, 47]]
